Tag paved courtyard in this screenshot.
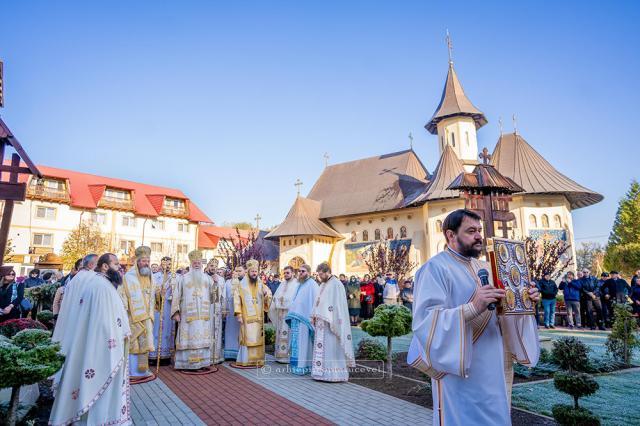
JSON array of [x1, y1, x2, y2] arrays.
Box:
[[130, 355, 432, 426]]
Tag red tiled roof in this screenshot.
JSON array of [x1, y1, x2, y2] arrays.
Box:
[[15, 164, 213, 223], [198, 226, 251, 249]]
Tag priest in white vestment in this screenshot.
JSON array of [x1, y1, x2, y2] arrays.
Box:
[[268, 265, 299, 363], [407, 209, 540, 426], [150, 256, 175, 361], [120, 246, 156, 381], [311, 262, 355, 382], [223, 266, 244, 360], [50, 253, 131, 426], [233, 259, 272, 367], [206, 259, 225, 364], [285, 264, 319, 375], [171, 250, 214, 370]]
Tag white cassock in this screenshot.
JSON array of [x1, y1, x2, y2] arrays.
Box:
[[407, 248, 539, 426], [268, 278, 299, 363], [49, 273, 131, 426], [285, 277, 319, 375], [223, 278, 240, 360], [310, 275, 355, 382], [171, 271, 213, 369], [150, 271, 175, 360], [210, 274, 225, 364]]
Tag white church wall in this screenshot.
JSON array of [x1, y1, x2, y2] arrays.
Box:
[[436, 116, 478, 171], [423, 199, 465, 258]]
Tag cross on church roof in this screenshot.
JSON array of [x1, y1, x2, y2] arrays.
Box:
[[294, 178, 303, 196], [254, 213, 262, 230], [408, 132, 413, 149], [446, 29, 453, 65], [479, 147, 492, 165], [512, 114, 518, 135], [323, 152, 329, 168]]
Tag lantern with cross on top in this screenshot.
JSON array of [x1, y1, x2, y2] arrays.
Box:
[[0, 61, 42, 264], [447, 147, 523, 240]]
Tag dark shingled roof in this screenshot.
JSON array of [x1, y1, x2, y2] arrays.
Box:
[[307, 150, 428, 218], [410, 145, 464, 203], [491, 132, 603, 209], [447, 163, 524, 193], [265, 196, 343, 239], [425, 63, 488, 135]]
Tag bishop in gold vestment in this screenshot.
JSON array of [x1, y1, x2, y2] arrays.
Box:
[[120, 246, 156, 380], [233, 259, 272, 367], [171, 250, 215, 370]]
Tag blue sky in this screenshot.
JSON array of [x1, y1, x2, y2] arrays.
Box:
[[1, 1, 638, 244]]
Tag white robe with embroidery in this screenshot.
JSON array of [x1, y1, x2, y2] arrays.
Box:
[[310, 276, 355, 382], [223, 278, 240, 360], [285, 277, 319, 375], [268, 278, 299, 363], [407, 249, 539, 426], [49, 274, 131, 426], [209, 274, 225, 364]]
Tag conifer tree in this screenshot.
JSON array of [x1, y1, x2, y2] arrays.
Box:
[[604, 180, 640, 274]]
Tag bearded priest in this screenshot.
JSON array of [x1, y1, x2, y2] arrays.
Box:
[[311, 262, 355, 382], [120, 246, 156, 382], [285, 264, 319, 375], [233, 259, 272, 367], [206, 259, 225, 364], [268, 265, 299, 363], [171, 250, 215, 370]]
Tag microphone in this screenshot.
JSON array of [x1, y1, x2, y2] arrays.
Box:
[[477, 268, 495, 311]]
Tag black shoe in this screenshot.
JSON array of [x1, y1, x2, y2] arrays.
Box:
[[550, 325, 556, 329], [590, 327, 596, 330], [544, 325, 550, 329]]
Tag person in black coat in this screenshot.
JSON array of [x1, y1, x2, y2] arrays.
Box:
[[579, 269, 605, 330], [537, 273, 558, 328], [0, 266, 22, 320]]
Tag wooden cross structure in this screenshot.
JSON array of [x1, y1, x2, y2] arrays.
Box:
[[0, 62, 41, 264], [447, 147, 523, 240]]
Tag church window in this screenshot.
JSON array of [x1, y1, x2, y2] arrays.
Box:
[[451, 132, 456, 147], [387, 227, 394, 239], [554, 215, 562, 228], [436, 220, 443, 232], [529, 214, 537, 228], [400, 226, 407, 238], [541, 214, 550, 228], [466, 131, 470, 146], [362, 230, 369, 241], [282, 240, 286, 247], [374, 229, 381, 240], [351, 231, 357, 242]]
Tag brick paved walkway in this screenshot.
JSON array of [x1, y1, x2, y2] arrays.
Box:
[[156, 365, 334, 426], [232, 356, 433, 426]]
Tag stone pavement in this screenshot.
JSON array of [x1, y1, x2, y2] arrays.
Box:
[[131, 377, 205, 426]]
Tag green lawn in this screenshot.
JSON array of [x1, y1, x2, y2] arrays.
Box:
[[512, 369, 640, 425]]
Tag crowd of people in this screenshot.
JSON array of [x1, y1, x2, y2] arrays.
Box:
[[535, 267, 640, 330]]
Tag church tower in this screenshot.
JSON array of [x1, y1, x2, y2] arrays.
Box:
[[425, 35, 487, 172]]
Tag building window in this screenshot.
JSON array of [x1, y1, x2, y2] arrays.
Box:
[[387, 227, 394, 239], [150, 242, 163, 253], [119, 240, 134, 254], [451, 132, 455, 147], [554, 215, 562, 228], [466, 131, 470, 146], [529, 214, 537, 228], [90, 212, 107, 225], [164, 198, 185, 209], [35, 206, 56, 220], [374, 229, 381, 240], [350, 232, 356, 242], [177, 223, 189, 232], [436, 220, 443, 232], [177, 244, 189, 255], [121, 216, 136, 227], [105, 188, 131, 200], [541, 214, 549, 228], [400, 226, 407, 238], [152, 219, 165, 230], [362, 230, 369, 241], [32, 233, 53, 246]]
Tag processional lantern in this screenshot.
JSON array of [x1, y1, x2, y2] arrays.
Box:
[[447, 147, 523, 239], [0, 61, 42, 264]]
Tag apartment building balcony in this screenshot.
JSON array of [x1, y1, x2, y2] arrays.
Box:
[[27, 186, 71, 203], [161, 205, 190, 218], [98, 196, 135, 211]]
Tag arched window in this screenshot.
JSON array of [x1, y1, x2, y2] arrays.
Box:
[[387, 227, 394, 239], [529, 214, 537, 228], [362, 230, 369, 241], [554, 215, 562, 229], [466, 131, 470, 146], [436, 220, 443, 232], [374, 229, 381, 240], [541, 214, 549, 228], [350, 231, 357, 242], [400, 226, 407, 238]]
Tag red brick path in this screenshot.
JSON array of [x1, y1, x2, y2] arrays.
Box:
[[158, 366, 334, 426]]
